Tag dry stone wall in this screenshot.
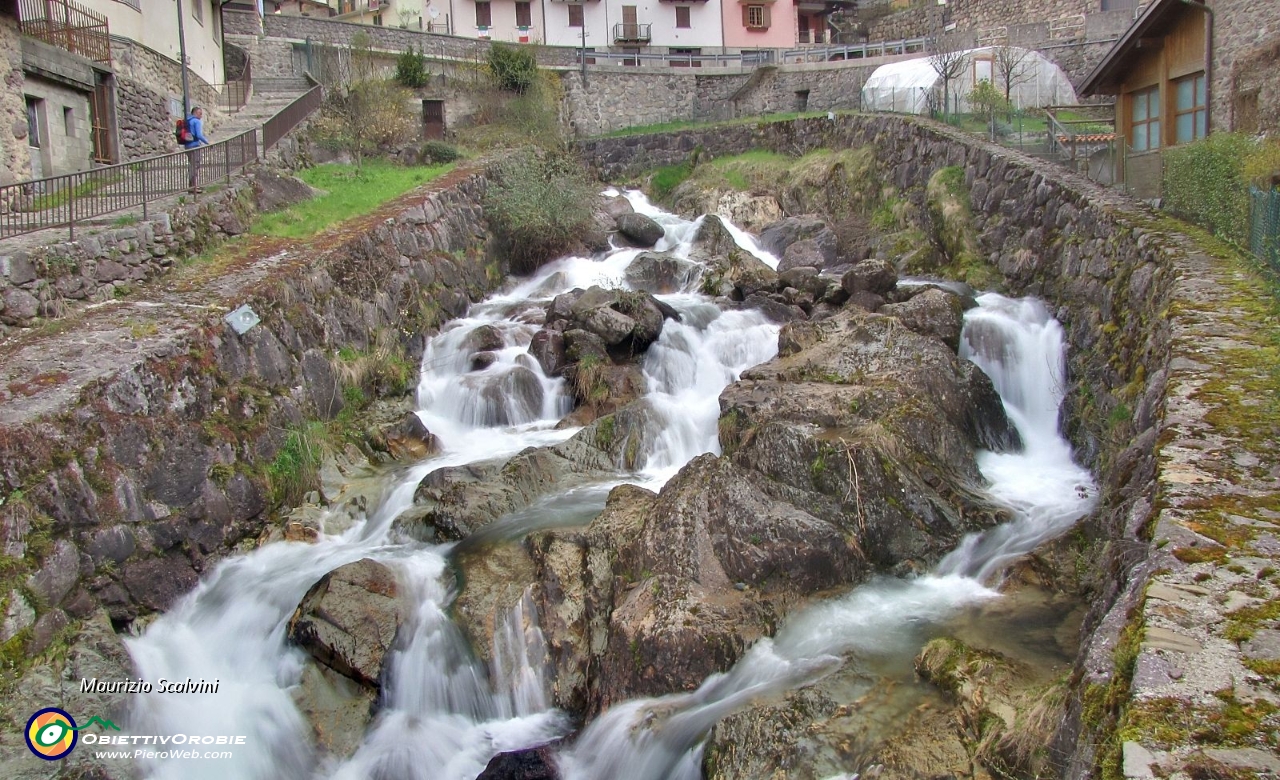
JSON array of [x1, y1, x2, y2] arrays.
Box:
[[1211, 0, 1280, 132]]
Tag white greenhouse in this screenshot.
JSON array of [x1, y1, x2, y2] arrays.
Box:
[[860, 47, 1079, 115]]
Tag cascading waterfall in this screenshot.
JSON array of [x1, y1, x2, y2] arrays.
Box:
[[125, 186, 1093, 780], [126, 192, 779, 780], [557, 290, 1097, 780]]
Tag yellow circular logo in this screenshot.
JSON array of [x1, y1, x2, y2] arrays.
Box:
[[25, 708, 78, 760]]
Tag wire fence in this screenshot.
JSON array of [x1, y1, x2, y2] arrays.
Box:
[[1250, 186, 1280, 273]]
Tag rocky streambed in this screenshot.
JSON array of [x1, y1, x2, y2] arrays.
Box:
[[0, 175, 1104, 780]]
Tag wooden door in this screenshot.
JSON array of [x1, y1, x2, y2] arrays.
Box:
[[422, 100, 445, 140], [622, 5, 637, 39]]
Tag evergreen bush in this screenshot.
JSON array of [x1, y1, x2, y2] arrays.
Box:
[[395, 45, 429, 88], [487, 43, 538, 93]]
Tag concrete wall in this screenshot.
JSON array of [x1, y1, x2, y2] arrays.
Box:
[[723, 1, 795, 49], [19, 76, 94, 179], [0, 16, 32, 186]]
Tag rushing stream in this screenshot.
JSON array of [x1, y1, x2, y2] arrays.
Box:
[[126, 193, 1095, 780]]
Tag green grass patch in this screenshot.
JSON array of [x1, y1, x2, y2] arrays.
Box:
[[252, 161, 453, 238], [649, 162, 693, 201]]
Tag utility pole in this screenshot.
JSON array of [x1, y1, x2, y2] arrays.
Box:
[[580, 14, 587, 88], [176, 0, 192, 115]]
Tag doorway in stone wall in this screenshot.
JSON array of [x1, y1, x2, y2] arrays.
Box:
[[422, 99, 446, 140]]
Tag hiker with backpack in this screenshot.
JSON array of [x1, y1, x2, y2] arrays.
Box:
[[177, 106, 210, 193]]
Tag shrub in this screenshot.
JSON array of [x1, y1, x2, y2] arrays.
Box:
[[488, 43, 538, 93], [1163, 133, 1256, 245], [395, 45, 429, 88], [484, 149, 596, 273], [420, 140, 462, 164], [313, 79, 415, 170]]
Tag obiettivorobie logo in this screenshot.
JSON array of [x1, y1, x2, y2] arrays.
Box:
[[24, 708, 120, 761]]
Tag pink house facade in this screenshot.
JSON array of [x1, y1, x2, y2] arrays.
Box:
[[722, 0, 796, 49]]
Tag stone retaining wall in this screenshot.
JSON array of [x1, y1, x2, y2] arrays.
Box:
[[560, 63, 879, 137], [0, 170, 496, 652], [580, 114, 1179, 773], [111, 38, 221, 161], [227, 10, 578, 67], [0, 183, 259, 331], [0, 17, 32, 186]]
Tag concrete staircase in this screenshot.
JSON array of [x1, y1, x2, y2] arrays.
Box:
[[211, 78, 314, 142]]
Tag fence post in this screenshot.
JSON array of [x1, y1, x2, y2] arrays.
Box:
[[67, 179, 75, 241], [141, 159, 149, 221]]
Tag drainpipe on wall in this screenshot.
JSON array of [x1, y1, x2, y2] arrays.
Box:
[[1179, 0, 1214, 134]]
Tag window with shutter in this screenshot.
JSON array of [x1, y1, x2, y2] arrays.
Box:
[[675, 6, 690, 28], [476, 1, 491, 28], [744, 4, 767, 30], [568, 4, 583, 27], [515, 1, 531, 27]]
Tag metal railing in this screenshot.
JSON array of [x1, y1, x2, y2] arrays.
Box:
[[0, 130, 258, 240], [613, 22, 652, 42], [779, 37, 929, 64], [17, 0, 112, 64], [263, 83, 324, 153], [215, 54, 253, 113]]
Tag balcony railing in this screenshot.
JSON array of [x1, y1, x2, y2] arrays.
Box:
[[17, 0, 112, 64], [613, 22, 651, 42]]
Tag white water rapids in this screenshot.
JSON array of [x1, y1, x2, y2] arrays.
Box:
[[125, 194, 1095, 780]]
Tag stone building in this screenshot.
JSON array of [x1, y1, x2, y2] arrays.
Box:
[[0, 0, 226, 184]]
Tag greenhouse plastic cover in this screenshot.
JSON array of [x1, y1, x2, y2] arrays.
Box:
[[860, 47, 1079, 115]]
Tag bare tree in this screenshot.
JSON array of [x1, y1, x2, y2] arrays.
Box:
[[929, 39, 967, 119], [992, 45, 1034, 115]]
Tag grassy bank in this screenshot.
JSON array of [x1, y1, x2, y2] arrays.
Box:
[[252, 161, 454, 239]]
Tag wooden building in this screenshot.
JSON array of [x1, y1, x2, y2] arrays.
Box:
[[1080, 0, 1213, 199]]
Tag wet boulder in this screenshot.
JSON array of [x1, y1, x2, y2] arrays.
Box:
[[624, 251, 698, 294], [880, 287, 965, 352], [546, 289, 584, 326], [476, 744, 562, 780], [471, 351, 499, 371], [841, 258, 898, 297], [777, 232, 838, 273], [362, 400, 443, 463], [581, 306, 636, 346], [464, 324, 506, 353], [529, 329, 567, 377], [602, 194, 634, 220], [760, 215, 831, 258], [615, 213, 665, 247], [287, 559, 405, 687], [292, 662, 377, 762], [475, 366, 545, 426]]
